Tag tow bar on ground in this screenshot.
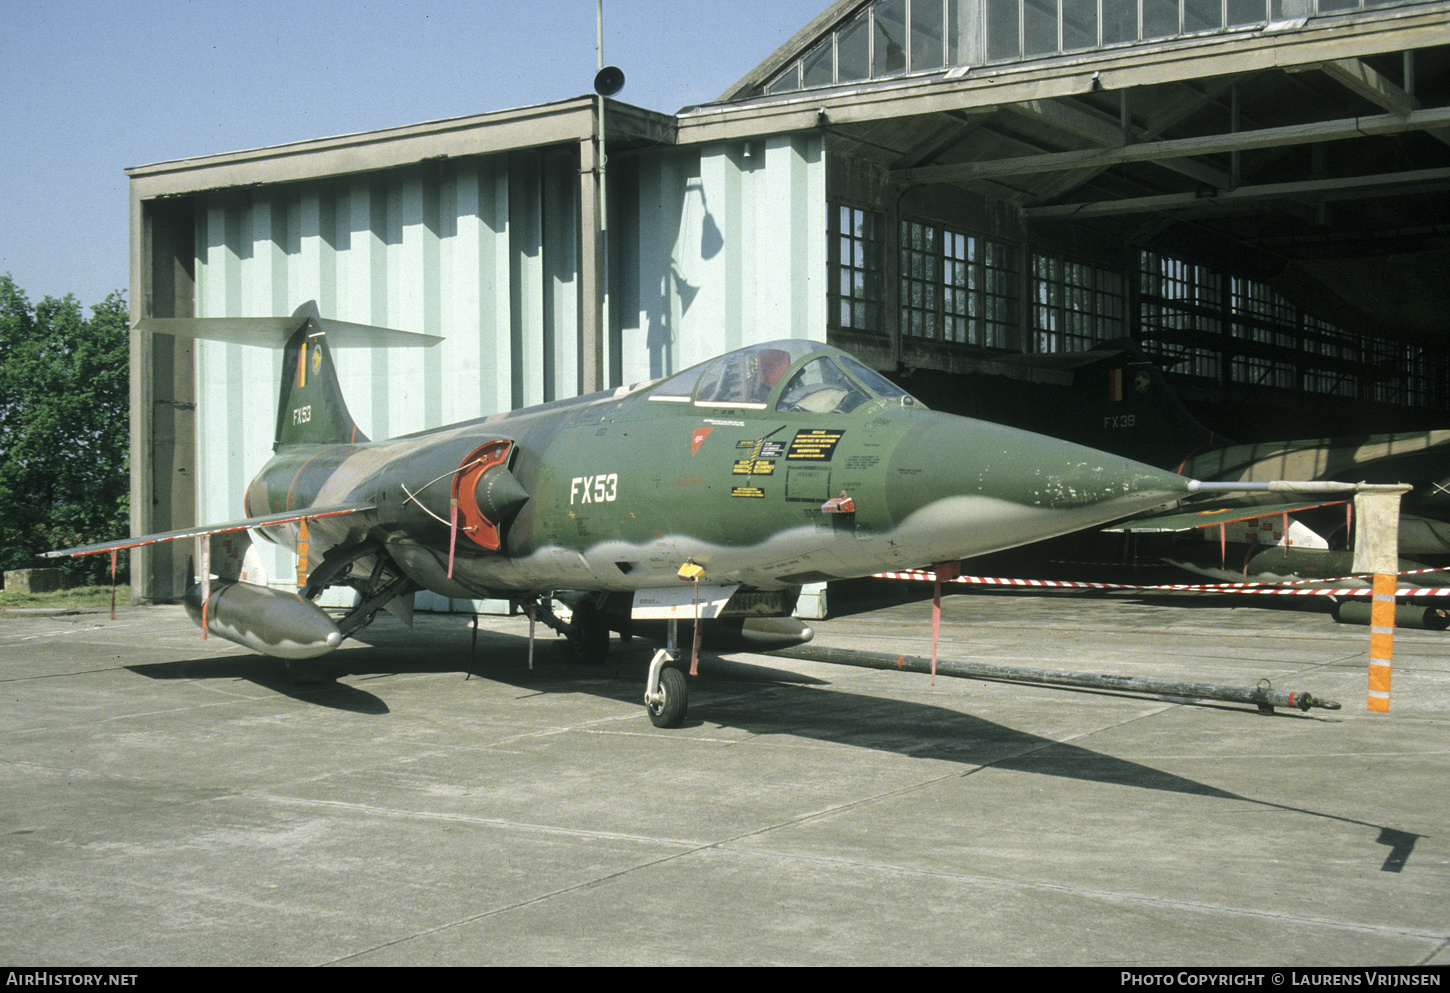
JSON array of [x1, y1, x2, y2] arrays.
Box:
[[768, 646, 1341, 714]]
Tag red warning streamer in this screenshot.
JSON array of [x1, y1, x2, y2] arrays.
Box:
[[873, 570, 1450, 598]]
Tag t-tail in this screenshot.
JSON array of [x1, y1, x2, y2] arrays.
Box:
[[130, 300, 437, 450], [1069, 338, 1228, 470], [275, 319, 368, 448]]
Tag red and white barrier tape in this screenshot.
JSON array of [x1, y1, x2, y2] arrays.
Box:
[[872, 570, 1450, 598]]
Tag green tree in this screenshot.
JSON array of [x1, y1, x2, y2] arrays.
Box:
[[0, 274, 129, 586]]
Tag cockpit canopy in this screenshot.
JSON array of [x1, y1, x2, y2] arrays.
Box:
[[647, 340, 923, 415]]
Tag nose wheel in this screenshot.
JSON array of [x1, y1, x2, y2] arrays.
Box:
[[645, 661, 688, 728], [644, 617, 689, 728]]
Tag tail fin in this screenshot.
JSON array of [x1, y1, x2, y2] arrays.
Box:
[[276, 316, 368, 448], [134, 300, 440, 450], [1067, 340, 1229, 469]]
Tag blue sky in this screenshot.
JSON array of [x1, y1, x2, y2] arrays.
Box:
[[0, 0, 829, 310]]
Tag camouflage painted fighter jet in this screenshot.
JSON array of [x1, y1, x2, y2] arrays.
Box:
[[50, 310, 1198, 726]]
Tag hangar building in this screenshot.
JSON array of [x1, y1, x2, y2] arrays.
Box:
[[128, 0, 1450, 605]]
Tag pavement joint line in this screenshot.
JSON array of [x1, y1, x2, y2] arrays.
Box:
[[0, 665, 139, 684], [321, 843, 702, 966], [0, 698, 290, 737], [575, 725, 746, 744], [479, 711, 669, 747], [1421, 938, 1450, 967], [326, 773, 1449, 965], [309, 778, 955, 966], [1047, 748, 1450, 760], [707, 845, 1450, 943], [239, 792, 709, 848], [297, 713, 1032, 962], [316, 766, 995, 965]]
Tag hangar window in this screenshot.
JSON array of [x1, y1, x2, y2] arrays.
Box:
[[901, 221, 942, 341], [765, 0, 950, 94], [1032, 253, 1126, 352], [1137, 252, 1224, 380], [803, 41, 834, 88], [1137, 249, 1450, 413], [758, 0, 1421, 96], [1368, 339, 1404, 405], [1303, 368, 1356, 397], [1407, 350, 1450, 409], [1233, 354, 1297, 391], [1139, 254, 1222, 334], [831, 203, 885, 334], [901, 220, 1020, 349], [839, 8, 873, 82], [1062, 0, 1101, 51], [873, 0, 909, 77]]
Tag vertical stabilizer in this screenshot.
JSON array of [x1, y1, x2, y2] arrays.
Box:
[[275, 318, 369, 449], [1071, 340, 1228, 469]]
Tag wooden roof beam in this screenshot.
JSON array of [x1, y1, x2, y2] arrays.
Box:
[[1000, 95, 1230, 193], [1306, 57, 1450, 148], [1020, 165, 1450, 219], [892, 105, 1450, 185]]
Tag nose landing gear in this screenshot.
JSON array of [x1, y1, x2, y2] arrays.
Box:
[[643, 618, 688, 728]]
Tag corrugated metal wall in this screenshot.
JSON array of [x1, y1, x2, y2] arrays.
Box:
[[616, 135, 826, 381], [191, 133, 826, 606]]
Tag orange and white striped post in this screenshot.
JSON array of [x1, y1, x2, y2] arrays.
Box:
[[1367, 573, 1395, 713], [1352, 486, 1412, 714]]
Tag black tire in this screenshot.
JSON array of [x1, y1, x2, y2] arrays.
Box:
[[647, 666, 688, 728], [569, 601, 611, 665]]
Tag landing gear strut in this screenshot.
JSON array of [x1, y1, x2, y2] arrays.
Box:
[[514, 595, 612, 666], [567, 599, 611, 665], [643, 618, 688, 728]]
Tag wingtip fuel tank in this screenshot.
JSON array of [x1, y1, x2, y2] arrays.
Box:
[[183, 580, 343, 659]]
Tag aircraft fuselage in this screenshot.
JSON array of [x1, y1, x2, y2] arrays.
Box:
[[244, 352, 1192, 602]]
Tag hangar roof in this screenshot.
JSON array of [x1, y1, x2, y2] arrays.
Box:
[[127, 97, 675, 200], [688, 0, 1450, 347], [127, 2, 1450, 349]]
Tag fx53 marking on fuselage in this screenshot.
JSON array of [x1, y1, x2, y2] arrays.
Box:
[[570, 474, 619, 505]]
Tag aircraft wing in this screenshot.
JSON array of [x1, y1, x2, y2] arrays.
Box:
[[1105, 499, 1348, 533], [43, 504, 376, 559]]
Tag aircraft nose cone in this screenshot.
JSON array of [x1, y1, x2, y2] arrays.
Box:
[[885, 413, 1192, 560]]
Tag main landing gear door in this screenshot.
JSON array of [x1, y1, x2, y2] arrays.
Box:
[[631, 584, 741, 620]]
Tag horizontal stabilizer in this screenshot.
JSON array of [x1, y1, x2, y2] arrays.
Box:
[[44, 504, 375, 559], [134, 316, 440, 348]]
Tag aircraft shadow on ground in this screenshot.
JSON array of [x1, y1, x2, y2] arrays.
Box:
[[124, 615, 1418, 871], [124, 622, 831, 718], [127, 654, 395, 715]]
